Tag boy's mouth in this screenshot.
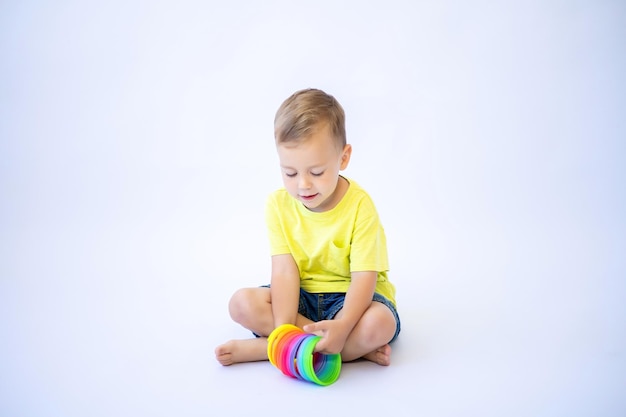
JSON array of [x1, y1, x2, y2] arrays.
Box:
[[300, 194, 318, 201]]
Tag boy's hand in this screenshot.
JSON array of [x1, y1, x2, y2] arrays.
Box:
[[303, 320, 351, 355]]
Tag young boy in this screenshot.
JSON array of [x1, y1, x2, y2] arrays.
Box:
[[215, 88, 400, 366]]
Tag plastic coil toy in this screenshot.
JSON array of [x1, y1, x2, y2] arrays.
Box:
[[267, 324, 341, 386]]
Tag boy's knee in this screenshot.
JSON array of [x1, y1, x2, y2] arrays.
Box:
[[229, 288, 270, 326], [228, 288, 254, 323], [359, 305, 396, 344]]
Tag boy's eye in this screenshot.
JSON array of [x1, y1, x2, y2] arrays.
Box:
[[285, 172, 297, 178], [311, 171, 324, 177]]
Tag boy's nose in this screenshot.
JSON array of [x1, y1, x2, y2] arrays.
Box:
[[298, 175, 311, 189]]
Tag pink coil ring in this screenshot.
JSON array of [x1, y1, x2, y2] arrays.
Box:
[[267, 324, 341, 386]]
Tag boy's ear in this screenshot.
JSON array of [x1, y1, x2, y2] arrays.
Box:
[[339, 144, 352, 170]]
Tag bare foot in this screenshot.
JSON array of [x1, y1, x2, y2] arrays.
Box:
[[362, 344, 392, 366], [215, 338, 269, 366]]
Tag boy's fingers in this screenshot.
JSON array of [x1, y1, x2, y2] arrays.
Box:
[[303, 321, 327, 335], [304, 322, 324, 334], [313, 338, 327, 353]]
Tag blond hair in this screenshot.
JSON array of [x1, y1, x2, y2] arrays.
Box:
[[274, 88, 346, 148]]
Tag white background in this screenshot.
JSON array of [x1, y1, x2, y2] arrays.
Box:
[[1, 1, 624, 416]]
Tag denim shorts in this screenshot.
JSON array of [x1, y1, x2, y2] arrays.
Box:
[[260, 285, 401, 343]]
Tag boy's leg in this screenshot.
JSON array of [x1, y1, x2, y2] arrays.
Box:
[[336, 301, 397, 365], [215, 287, 315, 366], [228, 287, 316, 337], [228, 287, 274, 337], [215, 287, 273, 365]]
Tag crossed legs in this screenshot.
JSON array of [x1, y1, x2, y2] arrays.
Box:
[[214, 287, 397, 366]]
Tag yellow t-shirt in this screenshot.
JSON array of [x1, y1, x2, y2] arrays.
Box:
[[265, 177, 396, 306]]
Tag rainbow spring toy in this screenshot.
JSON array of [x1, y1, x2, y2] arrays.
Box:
[[267, 324, 342, 386]]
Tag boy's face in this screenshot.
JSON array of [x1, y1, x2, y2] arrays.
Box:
[[277, 124, 352, 212]]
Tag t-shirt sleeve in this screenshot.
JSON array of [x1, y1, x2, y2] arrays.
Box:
[[349, 196, 389, 273], [265, 193, 291, 256]]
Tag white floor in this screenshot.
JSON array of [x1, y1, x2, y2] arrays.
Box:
[[1, 1, 625, 416]]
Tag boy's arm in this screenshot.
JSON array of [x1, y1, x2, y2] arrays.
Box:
[[270, 253, 301, 327], [304, 270, 377, 354]]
